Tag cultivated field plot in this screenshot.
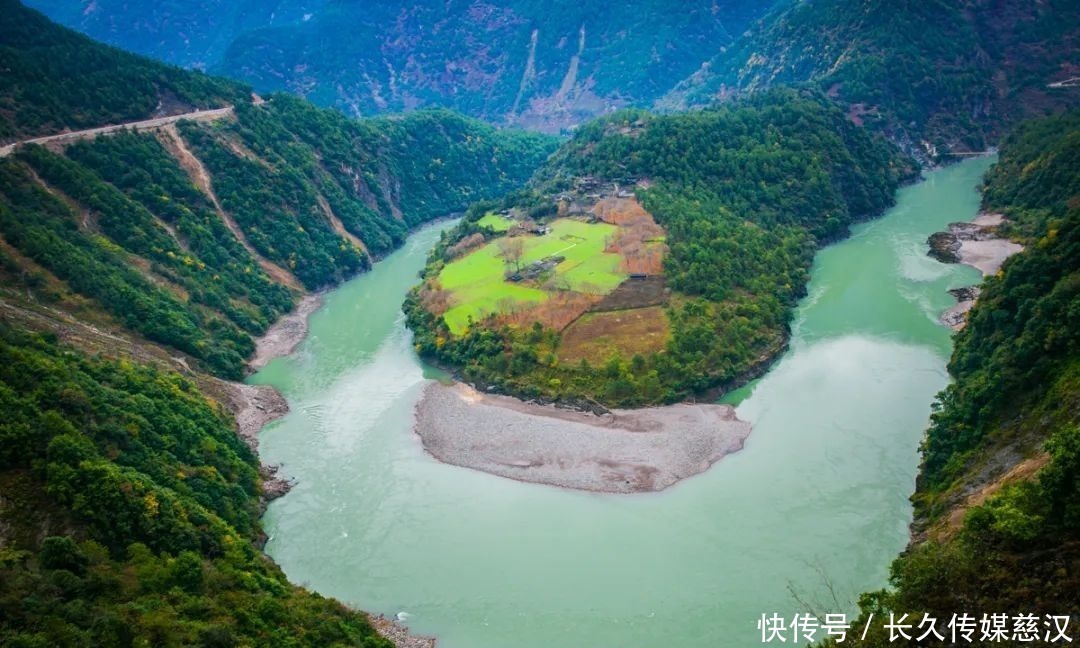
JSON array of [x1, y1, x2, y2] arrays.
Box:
[[591, 275, 669, 312], [476, 212, 512, 232], [558, 306, 671, 364], [438, 218, 624, 333]]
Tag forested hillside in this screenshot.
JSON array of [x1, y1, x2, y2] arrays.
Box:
[[0, 2, 556, 380], [0, 0, 246, 142], [0, 100, 554, 379], [407, 89, 915, 406], [0, 10, 556, 644], [822, 112, 1079, 646], [25, 0, 778, 132], [0, 326, 395, 647], [665, 0, 1080, 156]]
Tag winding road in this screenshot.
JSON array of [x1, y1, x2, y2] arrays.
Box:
[[0, 106, 234, 158]]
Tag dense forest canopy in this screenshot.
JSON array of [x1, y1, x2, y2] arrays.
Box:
[[0, 326, 393, 647], [0, 152, 260, 378], [0, 0, 247, 142], [407, 89, 915, 406]]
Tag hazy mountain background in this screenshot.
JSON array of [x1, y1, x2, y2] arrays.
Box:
[[662, 0, 1080, 153], [24, 0, 777, 131], [26, 0, 1079, 149]]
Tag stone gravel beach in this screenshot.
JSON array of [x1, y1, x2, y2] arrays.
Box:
[[954, 213, 1024, 276], [931, 212, 1023, 330], [413, 382, 751, 493], [248, 293, 322, 371]]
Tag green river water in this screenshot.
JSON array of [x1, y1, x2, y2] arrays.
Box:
[[250, 156, 995, 647]]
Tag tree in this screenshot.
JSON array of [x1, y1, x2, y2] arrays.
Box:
[[497, 237, 525, 272]]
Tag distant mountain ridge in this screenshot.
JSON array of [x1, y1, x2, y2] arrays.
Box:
[[18, 0, 330, 70], [24, 0, 780, 132], [661, 0, 1080, 155], [26, 0, 1080, 150]]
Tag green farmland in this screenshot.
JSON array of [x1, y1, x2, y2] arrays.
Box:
[[438, 218, 626, 333], [476, 212, 513, 232]]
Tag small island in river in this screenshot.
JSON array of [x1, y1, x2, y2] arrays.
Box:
[[404, 101, 914, 411], [401, 103, 913, 491]]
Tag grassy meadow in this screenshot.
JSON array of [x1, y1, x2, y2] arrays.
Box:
[[438, 218, 626, 333]]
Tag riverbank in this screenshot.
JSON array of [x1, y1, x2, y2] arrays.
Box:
[[367, 614, 437, 648], [221, 292, 323, 496], [217, 292, 324, 503], [213, 379, 294, 500], [215, 372, 439, 646], [248, 293, 323, 372], [412, 382, 751, 493], [930, 212, 1023, 329], [940, 286, 980, 330], [239, 264, 446, 647]]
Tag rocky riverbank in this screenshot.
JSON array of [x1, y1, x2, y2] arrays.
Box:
[[367, 614, 437, 648], [930, 213, 1023, 329], [214, 293, 325, 505], [228, 296, 438, 647], [213, 379, 295, 501], [413, 382, 751, 493], [940, 285, 981, 330], [928, 213, 1022, 272], [248, 293, 323, 371], [220, 292, 321, 501]]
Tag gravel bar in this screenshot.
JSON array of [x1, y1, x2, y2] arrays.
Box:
[[248, 294, 322, 371], [413, 382, 751, 493]]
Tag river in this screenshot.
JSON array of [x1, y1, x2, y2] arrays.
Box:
[[249, 156, 994, 647]]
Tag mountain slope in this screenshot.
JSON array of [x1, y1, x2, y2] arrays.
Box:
[[26, 0, 778, 132], [664, 0, 1080, 156], [0, 2, 556, 380], [0, 5, 555, 646], [0, 98, 555, 379], [0, 324, 399, 648], [0, 0, 247, 142]]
